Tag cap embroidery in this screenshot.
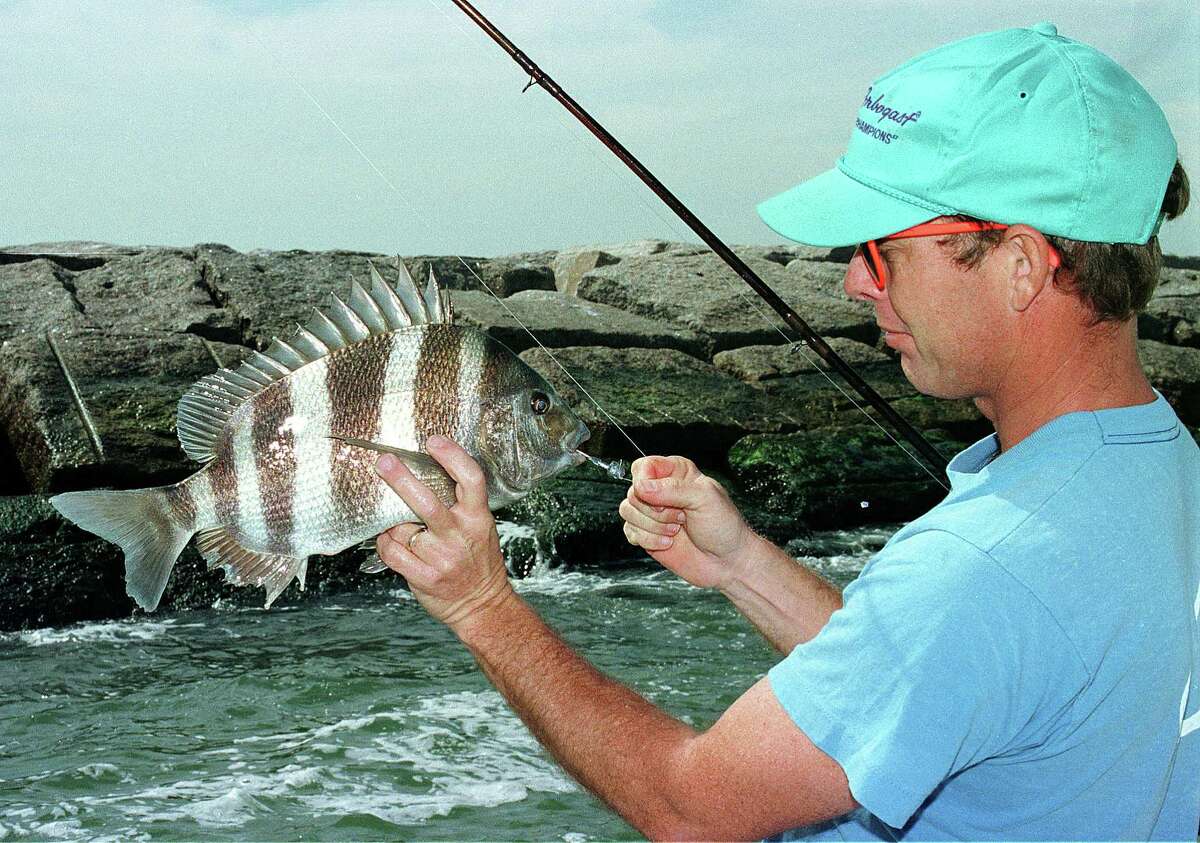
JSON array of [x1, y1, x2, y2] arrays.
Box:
[[856, 87, 922, 145]]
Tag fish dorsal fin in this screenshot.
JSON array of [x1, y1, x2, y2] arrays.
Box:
[[389, 256, 431, 325], [175, 258, 452, 463]]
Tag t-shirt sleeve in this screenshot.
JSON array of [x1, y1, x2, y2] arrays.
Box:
[[767, 529, 1066, 829]]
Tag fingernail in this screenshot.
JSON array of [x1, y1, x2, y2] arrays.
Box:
[[377, 454, 396, 474], [657, 535, 673, 548], [640, 479, 658, 492], [653, 506, 665, 513], [427, 435, 446, 448], [666, 523, 680, 535], [675, 511, 686, 523]]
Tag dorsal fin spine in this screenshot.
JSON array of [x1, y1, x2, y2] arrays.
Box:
[[175, 256, 451, 463]]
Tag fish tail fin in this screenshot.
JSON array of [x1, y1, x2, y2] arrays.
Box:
[[50, 485, 195, 612]]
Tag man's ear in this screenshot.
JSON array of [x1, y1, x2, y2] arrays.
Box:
[[1001, 224, 1057, 312]]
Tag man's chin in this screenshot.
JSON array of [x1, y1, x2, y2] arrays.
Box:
[[899, 357, 970, 401]]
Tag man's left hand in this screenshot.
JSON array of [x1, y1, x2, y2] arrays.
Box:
[[374, 435, 514, 629]]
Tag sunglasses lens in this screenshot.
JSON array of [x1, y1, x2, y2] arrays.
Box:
[[858, 242, 884, 290]]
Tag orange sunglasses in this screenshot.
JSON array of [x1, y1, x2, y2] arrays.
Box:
[[858, 220, 1062, 291]]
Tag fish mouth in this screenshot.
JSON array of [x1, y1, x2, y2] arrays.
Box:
[[564, 423, 590, 465]]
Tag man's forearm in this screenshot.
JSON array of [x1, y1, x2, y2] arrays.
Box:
[[722, 532, 843, 653], [452, 589, 699, 839]]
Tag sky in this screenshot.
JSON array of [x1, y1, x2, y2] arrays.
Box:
[[2, 0, 1198, 258]]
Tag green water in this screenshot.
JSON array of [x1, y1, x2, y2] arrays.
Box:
[[0, 525, 886, 841]]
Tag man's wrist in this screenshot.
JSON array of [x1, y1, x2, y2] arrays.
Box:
[[719, 529, 768, 594], [446, 582, 523, 647]]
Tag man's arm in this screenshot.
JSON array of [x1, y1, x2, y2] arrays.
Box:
[[373, 437, 857, 839], [620, 456, 843, 652], [719, 532, 844, 653], [454, 590, 857, 840]]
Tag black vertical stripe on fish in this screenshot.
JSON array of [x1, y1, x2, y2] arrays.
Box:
[[326, 333, 393, 524], [414, 324, 462, 443], [252, 380, 296, 554], [208, 435, 239, 545]]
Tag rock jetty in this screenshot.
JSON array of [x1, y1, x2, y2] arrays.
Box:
[[1, 240, 1197, 630]]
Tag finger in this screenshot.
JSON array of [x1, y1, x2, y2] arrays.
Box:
[[376, 454, 455, 533], [376, 528, 438, 580], [633, 471, 711, 511], [384, 521, 426, 547], [626, 486, 685, 522], [623, 521, 674, 551], [425, 435, 488, 512], [630, 455, 681, 484], [620, 493, 683, 533]]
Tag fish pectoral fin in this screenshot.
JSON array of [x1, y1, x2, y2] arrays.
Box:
[[194, 527, 306, 609], [359, 558, 390, 574], [327, 436, 458, 508]]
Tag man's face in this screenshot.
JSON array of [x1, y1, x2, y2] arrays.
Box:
[[843, 228, 1014, 400]]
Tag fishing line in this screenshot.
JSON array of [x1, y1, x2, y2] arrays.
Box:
[[245, 28, 647, 461], [423, 2, 948, 491]]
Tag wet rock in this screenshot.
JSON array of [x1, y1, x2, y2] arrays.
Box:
[[0, 328, 246, 493], [552, 248, 621, 296], [1139, 339, 1200, 424], [1, 248, 242, 345], [452, 289, 710, 358], [0, 258, 90, 342], [728, 426, 959, 530], [0, 495, 131, 631], [1141, 267, 1200, 348], [2, 240, 1198, 629], [195, 247, 560, 350], [194, 246, 392, 349], [577, 252, 874, 352], [715, 338, 990, 443], [519, 345, 797, 463], [500, 467, 633, 569], [0, 241, 141, 272], [406, 250, 557, 298], [714, 337, 890, 382]]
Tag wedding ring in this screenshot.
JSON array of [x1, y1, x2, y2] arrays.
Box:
[[408, 528, 426, 550]]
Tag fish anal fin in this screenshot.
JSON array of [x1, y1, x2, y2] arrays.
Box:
[[194, 527, 306, 609]]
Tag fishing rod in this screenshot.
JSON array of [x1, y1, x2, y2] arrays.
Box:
[[450, 1, 949, 477]]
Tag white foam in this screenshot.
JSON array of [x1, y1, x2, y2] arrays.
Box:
[[514, 567, 692, 598], [16, 619, 177, 647]]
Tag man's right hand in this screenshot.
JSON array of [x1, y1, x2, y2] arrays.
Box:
[[618, 455, 756, 590]]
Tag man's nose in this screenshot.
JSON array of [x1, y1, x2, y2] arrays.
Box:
[[844, 250, 884, 302]]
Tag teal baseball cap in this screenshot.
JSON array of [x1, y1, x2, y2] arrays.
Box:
[[757, 23, 1178, 247]]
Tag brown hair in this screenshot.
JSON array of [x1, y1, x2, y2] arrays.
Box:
[[947, 160, 1191, 325]]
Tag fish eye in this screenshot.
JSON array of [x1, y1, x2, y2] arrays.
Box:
[[530, 391, 551, 415]]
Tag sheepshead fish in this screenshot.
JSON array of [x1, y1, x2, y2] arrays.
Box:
[[50, 260, 590, 611]]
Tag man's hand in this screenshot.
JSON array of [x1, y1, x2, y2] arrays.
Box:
[[619, 455, 756, 590], [374, 435, 514, 630]]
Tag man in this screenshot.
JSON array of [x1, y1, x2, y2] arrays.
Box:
[[373, 23, 1199, 840]]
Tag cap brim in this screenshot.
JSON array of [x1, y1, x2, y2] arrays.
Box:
[[756, 165, 941, 247]]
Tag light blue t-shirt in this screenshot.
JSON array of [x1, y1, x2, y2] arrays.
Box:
[[768, 392, 1200, 840]]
